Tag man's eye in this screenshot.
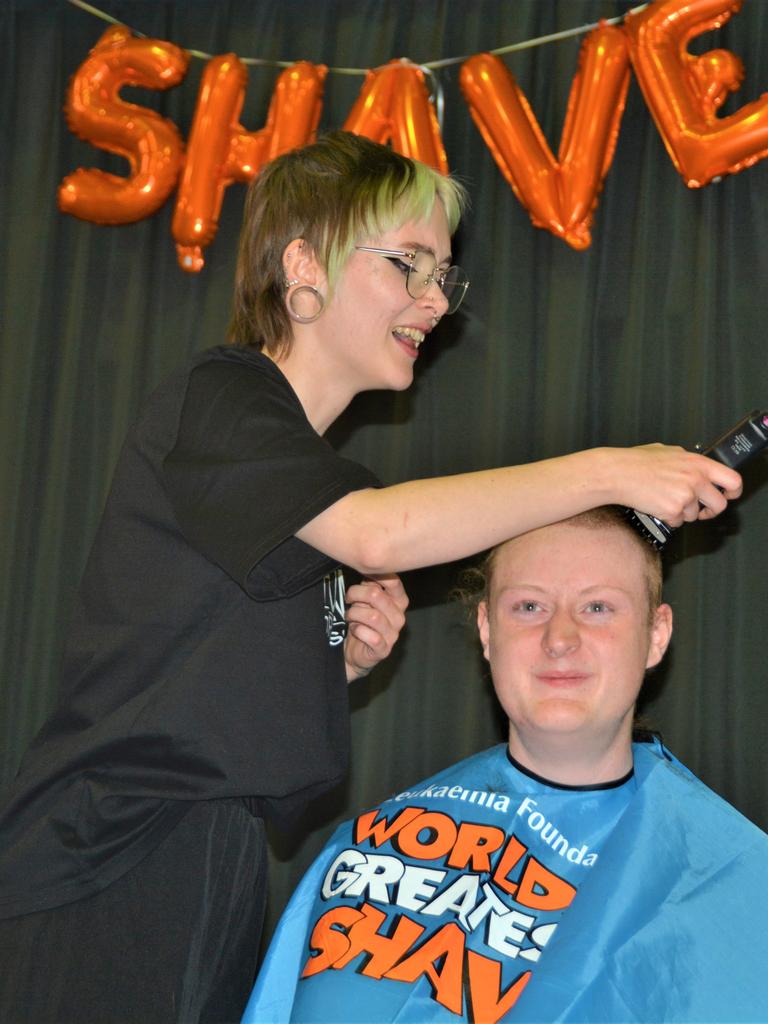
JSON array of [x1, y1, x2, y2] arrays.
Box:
[[585, 601, 609, 614], [513, 601, 542, 613]]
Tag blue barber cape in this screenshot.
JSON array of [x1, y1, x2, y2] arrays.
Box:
[[244, 741, 768, 1023]]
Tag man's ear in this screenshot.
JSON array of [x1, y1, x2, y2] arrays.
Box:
[[477, 601, 491, 662], [646, 602, 673, 670], [282, 238, 325, 288]]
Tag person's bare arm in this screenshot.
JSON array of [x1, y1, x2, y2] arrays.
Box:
[[297, 445, 742, 575]]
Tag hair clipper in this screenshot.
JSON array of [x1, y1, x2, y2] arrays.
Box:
[[625, 410, 768, 549]]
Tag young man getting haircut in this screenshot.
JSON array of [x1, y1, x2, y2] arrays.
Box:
[[244, 507, 768, 1023]]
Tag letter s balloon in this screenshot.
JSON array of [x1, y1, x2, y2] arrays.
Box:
[[58, 27, 188, 223]]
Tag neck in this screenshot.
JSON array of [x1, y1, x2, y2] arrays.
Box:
[[266, 339, 357, 434], [506, 725, 634, 788]]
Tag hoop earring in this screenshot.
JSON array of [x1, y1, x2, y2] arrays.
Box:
[[287, 284, 325, 324]]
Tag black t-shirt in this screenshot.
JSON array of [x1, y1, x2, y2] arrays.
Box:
[[0, 346, 380, 919]]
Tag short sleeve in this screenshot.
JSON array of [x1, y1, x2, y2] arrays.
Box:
[[162, 352, 379, 596]]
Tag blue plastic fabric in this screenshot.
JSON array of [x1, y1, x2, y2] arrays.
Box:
[[244, 741, 768, 1023]]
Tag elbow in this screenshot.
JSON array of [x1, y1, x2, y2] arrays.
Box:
[[298, 489, 407, 574], [345, 527, 399, 576]]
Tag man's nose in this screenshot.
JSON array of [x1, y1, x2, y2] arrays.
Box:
[[541, 611, 580, 658]]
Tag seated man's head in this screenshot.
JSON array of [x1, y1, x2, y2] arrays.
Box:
[[475, 507, 673, 785]]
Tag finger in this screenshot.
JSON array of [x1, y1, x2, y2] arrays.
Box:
[[345, 580, 387, 604], [704, 465, 742, 499], [346, 602, 402, 642], [695, 482, 728, 518], [344, 586, 386, 618], [346, 622, 387, 659], [681, 499, 702, 523], [689, 454, 740, 495], [344, 583, 374, 607], [346, 583, 407, 626], [361, 573, 409, 610]]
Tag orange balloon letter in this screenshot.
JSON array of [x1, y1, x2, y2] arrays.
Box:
[[58, 27, 187, 224], [344, 60, 448, 174], [625, 0, 768, 186], [173, 58, 327, 272], [460, 24, 630, 250]]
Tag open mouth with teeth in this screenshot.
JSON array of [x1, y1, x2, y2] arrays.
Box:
[[392, 326, 425, 358]]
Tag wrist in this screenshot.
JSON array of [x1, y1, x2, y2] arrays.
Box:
[[563, 447, 617, 508]]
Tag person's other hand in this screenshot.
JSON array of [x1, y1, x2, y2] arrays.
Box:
[[344, 574, 408, 682]]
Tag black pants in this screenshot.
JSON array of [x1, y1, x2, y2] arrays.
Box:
[[0, 799, 266, 1024]]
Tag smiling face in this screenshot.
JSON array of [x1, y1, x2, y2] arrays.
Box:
[[477, 520, 672, 781], [315, 200, 453, 395]]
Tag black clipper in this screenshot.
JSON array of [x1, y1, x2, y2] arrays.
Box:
[[625, 410, 768, 550]]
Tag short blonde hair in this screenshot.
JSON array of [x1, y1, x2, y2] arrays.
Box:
[[458, 506, 663, 624]]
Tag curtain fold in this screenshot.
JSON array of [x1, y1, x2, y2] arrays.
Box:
[[2, 0, 767, 942]]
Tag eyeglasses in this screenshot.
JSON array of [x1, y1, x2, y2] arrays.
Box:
[[355, 246, 469, 314]]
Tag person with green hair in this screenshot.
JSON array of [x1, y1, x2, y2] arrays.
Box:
[[0, 132, 741, 1023]]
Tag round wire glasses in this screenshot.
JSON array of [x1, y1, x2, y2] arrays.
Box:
[[355, 246, 469, 314]]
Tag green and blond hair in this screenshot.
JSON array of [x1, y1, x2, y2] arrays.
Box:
[[230, 131, 467, 355]]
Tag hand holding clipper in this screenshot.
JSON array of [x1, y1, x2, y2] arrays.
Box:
[[626, 410, 768, 549]]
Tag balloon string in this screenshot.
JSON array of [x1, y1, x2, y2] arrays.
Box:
[[65, 0, 648, 73], [67, 0, 141, 34], [428, 4, 649, 68]]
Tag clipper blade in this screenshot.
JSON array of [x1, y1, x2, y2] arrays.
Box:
[[624, 508, 673, 550]]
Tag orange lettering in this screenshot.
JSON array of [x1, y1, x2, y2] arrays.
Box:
[[301, 905, 363, 977], [446, 822, 506, 871], [515, 857, 576, 912], [334, 902, 425, 978], [354, 805, 426, 847], [491, 835, 527, 896], [58, 27, 187, 224], [460, 24, 630, 249], [343, 60, 448, 172], [625, 0, 768, 187], [395, 811, 458, 860], [466, 951, 532, 1024], [386, 922, 465, 1016], [303, 905, 537, 1023], [172, 57, 326, 270]]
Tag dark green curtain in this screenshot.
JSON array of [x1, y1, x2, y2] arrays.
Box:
[[2, 0, 768, 945]]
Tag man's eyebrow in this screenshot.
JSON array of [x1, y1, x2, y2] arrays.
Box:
[[495, 584, 549, 596], [578, 584, 633, 596], [495, 583, 634, 597]]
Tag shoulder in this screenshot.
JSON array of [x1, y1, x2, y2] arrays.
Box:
[[635, 739, 768, 842], [186, 345, 296, 399], [135, 345, 296, 425], [173, 345, 312, 440]]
